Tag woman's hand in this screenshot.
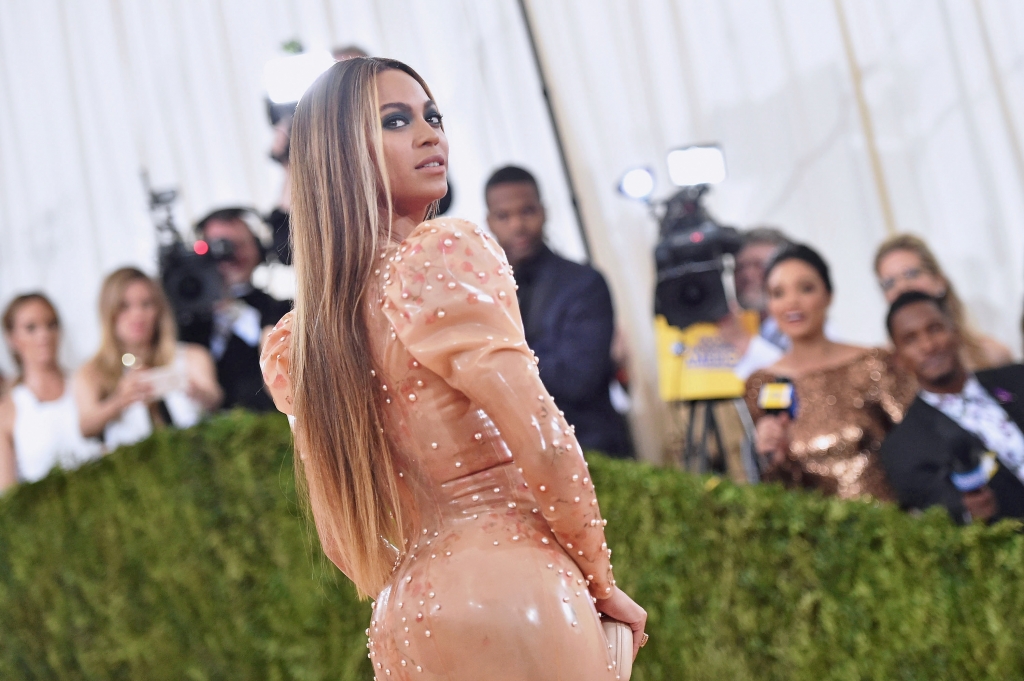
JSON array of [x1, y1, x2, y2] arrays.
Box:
[[260, 311, 295, 415], [595, 586, 648, 660], [754, 413, 791, 468], [111, 369, 154, 410]]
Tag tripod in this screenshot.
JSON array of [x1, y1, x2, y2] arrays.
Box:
[[680, 398, 760, 483]]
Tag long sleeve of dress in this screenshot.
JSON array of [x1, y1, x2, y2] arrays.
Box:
[[381, 219, 616, 599]]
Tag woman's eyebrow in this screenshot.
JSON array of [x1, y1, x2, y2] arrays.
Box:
[[380, 100, 437, 113]]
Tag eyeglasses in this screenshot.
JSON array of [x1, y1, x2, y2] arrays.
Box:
[[879, 267, 924, 293]]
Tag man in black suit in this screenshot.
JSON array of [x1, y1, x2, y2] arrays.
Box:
[[180, 208, 292, 411], [881, 291, 1024, 523], [484, 166, 631, 457]]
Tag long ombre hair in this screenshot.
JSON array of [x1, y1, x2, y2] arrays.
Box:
[[874, 234, 988, 368], [289, 57, 436, 598], [88, 267, 177, 398]]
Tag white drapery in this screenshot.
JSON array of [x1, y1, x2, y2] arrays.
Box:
[[2, 0, 1023, 462]]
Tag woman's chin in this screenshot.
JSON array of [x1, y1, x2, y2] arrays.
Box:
[[780, 322, 822, 341]]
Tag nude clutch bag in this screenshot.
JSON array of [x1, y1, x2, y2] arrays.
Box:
[[602, 619, 633, 680]]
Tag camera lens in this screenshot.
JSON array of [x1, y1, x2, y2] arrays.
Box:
[[177, 275, 203, 301], [680, 282, 705, 306]]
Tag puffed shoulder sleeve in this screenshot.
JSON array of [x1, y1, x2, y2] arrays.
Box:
[[381, 218, 616, 599], [260, 310, 295, 416]]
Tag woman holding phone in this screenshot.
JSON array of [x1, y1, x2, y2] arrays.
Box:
[[75, 267, 221, 450]]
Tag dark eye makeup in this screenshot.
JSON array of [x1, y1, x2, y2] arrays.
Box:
[[381, 108, 444, 130], [382, 113, 411, 130]]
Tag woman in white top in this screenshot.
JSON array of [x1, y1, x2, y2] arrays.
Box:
[[0, 293, 102, 491], [75, 267, 222, 450]]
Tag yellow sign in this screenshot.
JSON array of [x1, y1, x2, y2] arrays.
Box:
[[654, 312, 760, 402]]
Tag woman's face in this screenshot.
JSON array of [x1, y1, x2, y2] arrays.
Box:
[[876, 249, 946, 304], [7, 300, 60, 368], [115, 280, 159, 350], [766, 259, 832, 342], [376, 69, 449, 219]]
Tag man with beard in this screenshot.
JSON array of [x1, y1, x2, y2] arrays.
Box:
[[881, 291, 1024, 523], [484, 165, 631, 458]]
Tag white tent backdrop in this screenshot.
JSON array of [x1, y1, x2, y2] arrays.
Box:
[[1, 0, 1022, 462]]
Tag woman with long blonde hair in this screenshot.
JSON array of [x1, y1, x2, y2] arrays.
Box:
[[75, 267, 221, 449], [260, 57, 646, 679], [874, 235, 1013, 371]]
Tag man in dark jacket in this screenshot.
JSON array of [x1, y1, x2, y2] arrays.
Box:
[[881, 291, 1024, 523], [485, 166, 631, 457], [180, 208, 292, 411]]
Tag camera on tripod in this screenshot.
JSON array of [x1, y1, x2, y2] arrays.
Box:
[[619, 146, 758, 403], [653, 184, 742, 330], [620, 145, 741, 329], [143, 173, 232, 328], [620, 146, 761, 481]]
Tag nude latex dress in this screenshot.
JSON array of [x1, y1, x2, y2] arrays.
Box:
[[262, 219, 620, 680]]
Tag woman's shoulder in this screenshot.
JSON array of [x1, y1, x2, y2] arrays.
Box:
[[745, 368, 775, 389], [407, 217, 483, 240], [0, 392, 15, 432], [761, 345, 885, 381], [381, 218, 522, 341], [74, 359, 102, 385], [400, 219, 507, 265], [385, 218, 515, 307], [179, 342, 214, 363]]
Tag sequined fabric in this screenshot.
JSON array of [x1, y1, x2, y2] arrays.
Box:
[[745, 348, 915, 501], [263, 219, 618, 681]]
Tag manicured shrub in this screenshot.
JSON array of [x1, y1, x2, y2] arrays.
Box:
[[0, 412, 1021, 680]]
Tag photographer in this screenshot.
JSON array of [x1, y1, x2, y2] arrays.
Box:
[[181, 208, 291, 411]]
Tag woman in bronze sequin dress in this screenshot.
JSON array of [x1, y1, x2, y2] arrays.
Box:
[[745, 245, 913, 500], [259, 58, 646, 680]]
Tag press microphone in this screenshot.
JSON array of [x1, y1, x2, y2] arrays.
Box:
[[950, 439, 999, 493], [758, 377, 798, 419]]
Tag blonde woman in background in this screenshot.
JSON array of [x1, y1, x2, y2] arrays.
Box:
[[75, 268, 221, 450], [260, 57, 645, 680], [0, 293, 102, 491], [875, 234, 1013, 371]]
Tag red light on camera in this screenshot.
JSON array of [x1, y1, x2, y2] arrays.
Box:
[[689, 232, 704, 243], [194, 240, 210, 256]]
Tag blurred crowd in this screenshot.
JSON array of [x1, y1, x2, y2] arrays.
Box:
[[0, 206, 287, 491], [2, 46, 1023, 530]]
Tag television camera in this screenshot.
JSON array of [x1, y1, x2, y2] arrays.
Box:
[[143, 173, 232, 328], [620, 145, 742, 330], [652, 184, 743, 330], [619, 146, 760, 482]]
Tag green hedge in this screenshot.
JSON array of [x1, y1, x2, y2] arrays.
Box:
[[1, 412, 1023, 680]]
